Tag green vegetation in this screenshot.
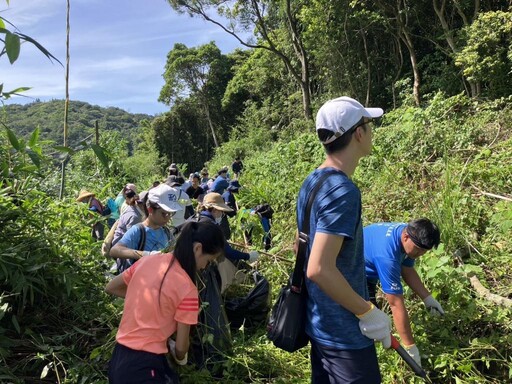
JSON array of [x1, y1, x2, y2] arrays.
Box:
[[2, 100, 152, 148], [2, 94, 511, 383], [2, 1, 512, 383]]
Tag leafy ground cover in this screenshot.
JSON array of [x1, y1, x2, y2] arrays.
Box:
[[1, 94, 511, 383]]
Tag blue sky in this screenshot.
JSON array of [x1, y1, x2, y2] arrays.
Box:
[[0, 0, 245, 115]]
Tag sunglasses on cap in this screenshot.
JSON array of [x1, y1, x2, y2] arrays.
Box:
[[125, 190, 136, 198]]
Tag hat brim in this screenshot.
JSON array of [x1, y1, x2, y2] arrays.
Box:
[[159, 201, 183, 213], [363, 107, 384, 119], [76, 192, 94, 202], [210, 202, 233, 212]]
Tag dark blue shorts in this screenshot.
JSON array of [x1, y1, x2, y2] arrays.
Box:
[[311, 341, 381, 384], [108, 343, 179, 384]]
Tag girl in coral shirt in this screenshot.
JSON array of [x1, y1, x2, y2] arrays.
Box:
[[106, 221, 225, 383]]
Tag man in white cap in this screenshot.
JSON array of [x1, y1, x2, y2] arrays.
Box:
[[110, 184, 182, 273], [296, 96, 391, 383]]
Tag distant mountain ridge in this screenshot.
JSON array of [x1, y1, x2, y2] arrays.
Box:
[[1, 100, 154, 145]]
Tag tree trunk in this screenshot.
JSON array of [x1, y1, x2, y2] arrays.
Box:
[[203, 105, 219, 148], [399, 30, 421, 106], [285, 0, 312, 120]]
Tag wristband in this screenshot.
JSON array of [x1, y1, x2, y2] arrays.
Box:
[[356, 302, 375, 319]]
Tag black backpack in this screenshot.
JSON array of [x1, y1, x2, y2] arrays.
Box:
[[254, 204, 274, 219]]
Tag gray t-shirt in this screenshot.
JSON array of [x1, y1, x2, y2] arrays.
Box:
[[112, 205, 143, 247]]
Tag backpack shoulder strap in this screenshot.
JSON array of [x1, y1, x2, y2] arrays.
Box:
[[163, 226, 171, 242], [136, 223, 146, 251], [291, 169, 340, 290]]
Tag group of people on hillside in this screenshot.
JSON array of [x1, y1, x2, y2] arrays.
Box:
[[81, 97, 446, 384]]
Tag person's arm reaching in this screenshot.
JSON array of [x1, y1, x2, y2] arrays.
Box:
[[172, 322, 190, 363], [110, 242, 143, 260], [402, 266, 445, 315], [401, 266, 429, 299], [105, 273, 128, 298], [386, 293, 415, 346]]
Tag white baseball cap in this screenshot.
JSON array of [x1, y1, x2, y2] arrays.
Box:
[[148, 184, 183, 213], [316, 96, 383, 144]]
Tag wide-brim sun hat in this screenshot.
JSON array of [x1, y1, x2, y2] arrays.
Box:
[[125, 183, 137, 193], [316, 96, 384, 144], [203, 192, 233, 212], [148, 184, 183, 213], [76, 189, 94, 202]]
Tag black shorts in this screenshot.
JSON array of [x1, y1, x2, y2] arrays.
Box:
[[108, 343, 179, 384], [311, 341, 381, 384]]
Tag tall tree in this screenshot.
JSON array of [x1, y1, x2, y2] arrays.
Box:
[[372, 0, 423, 106], [167, 0, 314, 120], [159, 42, 227, 147], [152, 99, 209, 172]]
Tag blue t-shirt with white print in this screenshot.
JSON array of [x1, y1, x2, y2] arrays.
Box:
[[297, 167, 372, 350], [364, 223, 415, 295]]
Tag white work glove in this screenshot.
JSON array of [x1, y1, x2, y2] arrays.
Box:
[[405, 344, 422, 367], [248, 251, 259, 263], [423, 295, 445, 316], [357, 303, 392, 348], [141, 250, 160, 257], [167, 339, 187, 366]]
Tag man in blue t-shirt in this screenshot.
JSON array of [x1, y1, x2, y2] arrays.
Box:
[[297, 97, 391, 383], [364, 219, 443, 368]]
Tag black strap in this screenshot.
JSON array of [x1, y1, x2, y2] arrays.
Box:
[[291, 169, 341, 291], [136, 223, 172, 251], [136, 223, 146, 251]]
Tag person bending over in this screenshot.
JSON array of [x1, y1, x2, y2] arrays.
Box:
[[364, 218, 443, 368], [106, 220, 225, 384]]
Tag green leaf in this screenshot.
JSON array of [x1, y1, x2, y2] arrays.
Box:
[[5, 127, 21, 150], [89, 347, 102, 360], [0, 18, 5, 29], [5, 31, 20, 64], [28, 127, 40, 148], [90, 144, 110, 169], [11, 315, 20, 333], [27, 149, 41, 168], [16, 32, 63, 66], [1, 86, 31, 99]]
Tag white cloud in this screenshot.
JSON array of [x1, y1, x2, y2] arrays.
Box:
[[1, 0, 61, 27]]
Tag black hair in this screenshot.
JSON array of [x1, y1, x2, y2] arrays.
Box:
[[317, 119, 368, 154], [158, 221, 225, 304], [406, 218, 441, 250]]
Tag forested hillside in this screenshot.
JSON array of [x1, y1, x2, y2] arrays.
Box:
[[2, 100, 152, 147], [1, 1, 512, 383]]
